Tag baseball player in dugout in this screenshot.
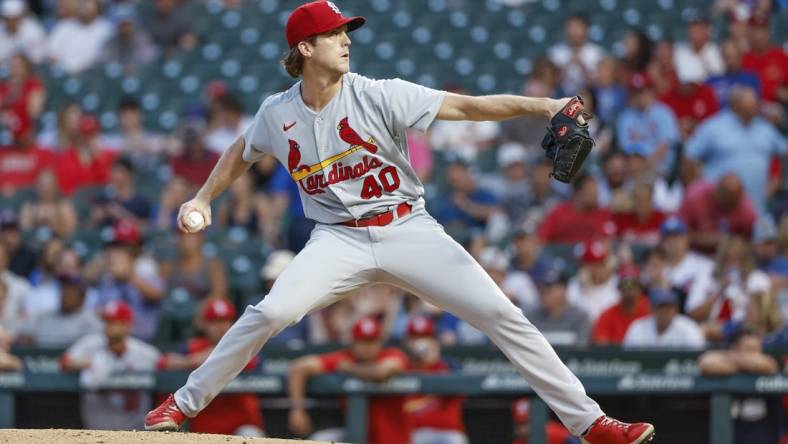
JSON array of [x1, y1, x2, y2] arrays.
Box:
[[156, 297, 265, 437], [511, 398, 577, 444], [145, 1, 655, 443], [403, 315, 468, 444], [288, 316, 410, 443]]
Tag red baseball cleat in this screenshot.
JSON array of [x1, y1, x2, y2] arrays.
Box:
[[144, 394, 188, 431], [581, 415, 655, 444]]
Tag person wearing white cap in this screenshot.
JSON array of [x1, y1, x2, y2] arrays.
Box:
[[477, 142, 533, 225], [258, 250, 309, 345], [478, 246, 539, 311], [47, 0, 112, 74], [0, 0, 47, 66]]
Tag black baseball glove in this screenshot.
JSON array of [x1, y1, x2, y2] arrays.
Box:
[[540, 96, 594, 183]]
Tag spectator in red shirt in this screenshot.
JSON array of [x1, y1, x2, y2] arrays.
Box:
[[742, 17, 787, 103], [660, 69, 719, 139], [158, 298, 265, 437], [287, 316, 410, 444], [55, 115, 116, 195], [0, 122, 53, 193], [0, 53, 44, 139], [403, 315, 467, 444], [613, 181, 667, 247], [169, 120, 220, 187], [678, 173, 757, 254], [538, 173, 615, 244], [511, 398, 575, 444], [592, 264, 651, 345]]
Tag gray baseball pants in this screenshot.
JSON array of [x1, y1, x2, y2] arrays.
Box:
[[174, 206, 604, 435]]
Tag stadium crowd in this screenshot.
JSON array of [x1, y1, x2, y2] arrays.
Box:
[[0, 0, 786, 442]]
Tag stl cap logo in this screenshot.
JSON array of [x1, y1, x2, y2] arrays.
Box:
[[590, 241, 605, 257], [361, 319, 375, 334], [213, 301, 228, 316], [326, 1, 341, 15]]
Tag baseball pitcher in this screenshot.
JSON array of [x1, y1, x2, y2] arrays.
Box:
[[145, 2, 653, 443]]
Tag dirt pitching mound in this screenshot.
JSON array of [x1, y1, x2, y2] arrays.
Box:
[[0, 429, 339, 444]]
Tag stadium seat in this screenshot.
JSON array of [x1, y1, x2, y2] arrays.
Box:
[[0, 187, 36, 211], [154, 287, 200, 349], [71, 186, 105, 220]]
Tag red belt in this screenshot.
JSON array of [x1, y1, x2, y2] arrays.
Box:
[[340, 202, 412, 228]]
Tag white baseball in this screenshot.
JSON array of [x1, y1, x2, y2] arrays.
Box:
[[185, 211, 205, 231]]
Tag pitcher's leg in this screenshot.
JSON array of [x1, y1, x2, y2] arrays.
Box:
[[175, 226, 376, 416], [375, 214, 603, 435]]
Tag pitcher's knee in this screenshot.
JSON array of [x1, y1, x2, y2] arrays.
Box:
[[251, 301, 302, 331]]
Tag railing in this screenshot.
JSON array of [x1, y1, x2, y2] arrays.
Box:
[[1, 371, 787, 444]]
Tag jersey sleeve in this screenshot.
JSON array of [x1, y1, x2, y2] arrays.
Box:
[[621, 321, 642, 348], [242, 98, 275, 163], [317, 350, 351, 373], [380, 348, 409, 368], [63, 335, 100, 364], [379, 78, 447, 133], [139, 343, 162, 370]]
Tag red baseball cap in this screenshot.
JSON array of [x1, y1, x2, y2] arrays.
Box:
[[617, 263, 640, 281], [79, 114, 100, 136], [628, 72, 653, 91], [102, 300, 134, 324], [512, 398, 530, 423], [351, 316, 381, 341], [110, 220, 141, 246], [580, 240, 608, 264], [204, 80, 228, 101], [285, 1, 365, 48], [8, 113, 32, 142], [406, 315, 435, 337], [202, 298, 237, 321]]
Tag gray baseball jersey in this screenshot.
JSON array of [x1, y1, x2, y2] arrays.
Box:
[[173, 73, 605, 438], [242, 73, 445, 223]]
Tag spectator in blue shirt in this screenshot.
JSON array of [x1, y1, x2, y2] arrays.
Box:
[[593, 57, 628, 125], [434, 154, 501, 232], [706, 40, 761, 108], [84, 220, 164, 342], [616, 73, 680, 174], [685, 85, 787, 215], [268, 164, 314, 252]]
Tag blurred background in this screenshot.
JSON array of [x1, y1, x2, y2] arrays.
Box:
[[0, 0, 786, 443]]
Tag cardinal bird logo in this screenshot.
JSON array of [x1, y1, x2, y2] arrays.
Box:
[[337, 117, 378, 153], [287, 139, 301, 172], [287, 118, 381, 185]]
